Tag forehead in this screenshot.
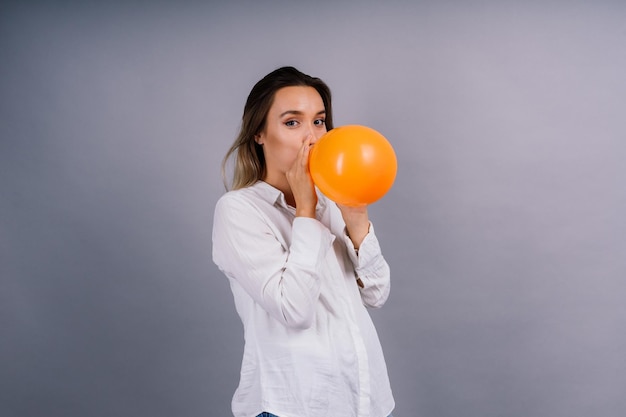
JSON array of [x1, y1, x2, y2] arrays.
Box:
[[269, 86, 324, 114]]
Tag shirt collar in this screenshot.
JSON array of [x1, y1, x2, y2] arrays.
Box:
[[252, 181, 328, 213], [252, 180, 284, 206]]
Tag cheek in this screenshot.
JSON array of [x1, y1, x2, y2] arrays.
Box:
[[262, 129, 303, 166], [280, 144, 300, 162], [264, 138, 299, 166], [275, 133, 302, 153]]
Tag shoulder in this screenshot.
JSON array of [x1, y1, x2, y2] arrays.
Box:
[[215, 187, 255, 214], [215, 182, 277, 218], [213, 188, 263, 240]]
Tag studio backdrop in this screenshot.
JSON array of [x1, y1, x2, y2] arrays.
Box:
[[2, 1, 625, 417]]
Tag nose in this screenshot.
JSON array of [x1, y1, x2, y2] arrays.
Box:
[[303, 128, 316, 145], [308, 124, 325, 144], [304, 134, 316, 147]]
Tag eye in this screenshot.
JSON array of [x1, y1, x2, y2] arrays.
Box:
[[285, 120, 298, 127], [314, 119, 326, 126]]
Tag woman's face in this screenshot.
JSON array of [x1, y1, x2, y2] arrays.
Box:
[[256, 86, 327, 179]]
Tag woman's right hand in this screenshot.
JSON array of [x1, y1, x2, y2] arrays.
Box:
[[286, 135, 317, 218]]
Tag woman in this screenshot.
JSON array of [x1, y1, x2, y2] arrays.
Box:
[[213, 66, 395, 417]]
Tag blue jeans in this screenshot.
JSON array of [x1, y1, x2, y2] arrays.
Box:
[[256, 411, 393, 417]]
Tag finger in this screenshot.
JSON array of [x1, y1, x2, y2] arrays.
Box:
[[301, 135, 313, 164]]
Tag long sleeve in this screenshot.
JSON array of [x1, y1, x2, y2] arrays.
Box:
[[342, 222, 391, 308], [212, 193, 335, 329]]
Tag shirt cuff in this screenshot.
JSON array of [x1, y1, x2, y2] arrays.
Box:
[[343, 221, 380, 267]]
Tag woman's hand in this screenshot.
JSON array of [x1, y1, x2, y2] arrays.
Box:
[[337, 204, 370, 250], [286, 135, 317, 218]]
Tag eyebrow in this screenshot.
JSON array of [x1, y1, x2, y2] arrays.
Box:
[[279, 109, 326, 118]]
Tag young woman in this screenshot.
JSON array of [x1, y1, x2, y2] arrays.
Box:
[[212, 66, 395, 417]]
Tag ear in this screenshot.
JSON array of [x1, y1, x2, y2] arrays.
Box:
[[254, 133, 264, 145]]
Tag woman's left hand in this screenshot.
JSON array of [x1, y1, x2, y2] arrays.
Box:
[[337, 204, 370, 249]]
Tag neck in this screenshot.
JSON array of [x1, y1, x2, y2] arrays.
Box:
[[263, 174, 295, 207]]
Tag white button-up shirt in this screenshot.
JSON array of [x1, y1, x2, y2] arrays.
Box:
[[212, 181, 395, 417]]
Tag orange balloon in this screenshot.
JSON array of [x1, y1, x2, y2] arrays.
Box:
[[309, 125, 397, 206]]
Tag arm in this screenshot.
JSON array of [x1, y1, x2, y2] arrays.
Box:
[[212, 195, 334, 329], [337, 204, 370, 249], [337, 205, 391, 308]]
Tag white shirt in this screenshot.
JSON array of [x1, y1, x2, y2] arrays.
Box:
[[212, 181, 395, 417]]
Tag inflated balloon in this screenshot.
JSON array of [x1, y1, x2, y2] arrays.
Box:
[[309, 125, 397, 206]]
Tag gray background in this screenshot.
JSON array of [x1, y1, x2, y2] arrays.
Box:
[[2, 1, 625, 416]]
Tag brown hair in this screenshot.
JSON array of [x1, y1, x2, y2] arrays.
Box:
[[222, 66, 334, 190]]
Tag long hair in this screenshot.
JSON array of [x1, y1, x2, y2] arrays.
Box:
[[222, 66, 334, 190]]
